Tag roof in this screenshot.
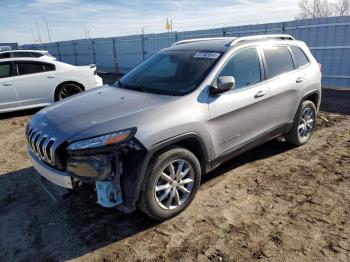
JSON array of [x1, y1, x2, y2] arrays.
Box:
[[165, 38, 235, 52], [165, 34, 296, 52], [0, 57, 56, 63], [0, 50, 48, 54]]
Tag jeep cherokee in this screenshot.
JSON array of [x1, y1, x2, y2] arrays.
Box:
[[26, 34, 322, 220]]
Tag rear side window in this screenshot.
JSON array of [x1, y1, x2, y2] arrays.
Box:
[[218, 47, 261, 89], [44, 63, 55, 71], [290, 46, 309, 68], [31, 52, 44, 58], [0, 63, 11, 78], [263, 46, 294, 79], [17, 62, 45, 75]]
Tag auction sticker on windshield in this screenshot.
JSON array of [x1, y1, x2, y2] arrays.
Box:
[[193, 52, 221, 59]]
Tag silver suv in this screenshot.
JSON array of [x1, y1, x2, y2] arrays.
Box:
[[27, 35, 321, 220]]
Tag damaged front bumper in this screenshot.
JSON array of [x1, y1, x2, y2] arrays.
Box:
[[28, 139, 146, 212]]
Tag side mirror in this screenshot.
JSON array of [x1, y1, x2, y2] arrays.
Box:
[[211, 76, 235, 95]]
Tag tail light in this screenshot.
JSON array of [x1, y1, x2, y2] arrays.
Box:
[[318, 63, 322, 73]]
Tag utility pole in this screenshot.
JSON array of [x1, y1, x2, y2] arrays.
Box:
[[42, 17, 52, 42], [170, 19, 173, 32], [35, 22, 42, 43], [166, 18, 171, 32], [31, 29, 36, 43]]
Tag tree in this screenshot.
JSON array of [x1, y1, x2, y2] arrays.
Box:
[[298, 0, 350, 18], [335, 0, 350, 15]]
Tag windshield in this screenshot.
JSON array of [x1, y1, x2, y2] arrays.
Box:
[[116, 50, 221, 95]]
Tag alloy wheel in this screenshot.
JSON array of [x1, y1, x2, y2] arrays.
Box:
[[298, 106, 315, 138], [58, 85, 82, 100], [154, 159, 195, 210]]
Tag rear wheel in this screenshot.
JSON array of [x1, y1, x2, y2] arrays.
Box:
[[139, 147, 201, 220], [286, 100, 316, 146], [55, 83, 83, 101]]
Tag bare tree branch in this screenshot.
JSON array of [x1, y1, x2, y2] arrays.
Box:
[[334, 0, 350, 16], [298, 0, 349, 18]]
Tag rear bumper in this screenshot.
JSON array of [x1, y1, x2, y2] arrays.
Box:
[[28, 149, 73, 189], [94, 75, 103, 87]]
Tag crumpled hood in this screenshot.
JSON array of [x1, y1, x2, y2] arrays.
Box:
[[30, 85, 176, 142]]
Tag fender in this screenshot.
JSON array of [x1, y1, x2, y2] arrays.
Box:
[[302, 89, 321, 112], [293, 89, 321, 123], [118, 132, 210, 213]]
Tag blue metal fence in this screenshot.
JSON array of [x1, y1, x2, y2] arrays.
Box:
[[22, 16, 350, 89]]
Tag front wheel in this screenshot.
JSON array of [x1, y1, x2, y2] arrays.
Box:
[[286, 100, 316, 146], [139, 147, 201, 220]]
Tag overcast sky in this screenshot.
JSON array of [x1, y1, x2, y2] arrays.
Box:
[[0, 0, 301, 44]]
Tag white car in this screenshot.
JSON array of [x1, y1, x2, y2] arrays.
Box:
[[0, 57, 103, 113]]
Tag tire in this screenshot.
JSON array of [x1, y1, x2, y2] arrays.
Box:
[[55, 83, 83, 101], [139, 147, 201, 220], [286, 100, 316, 146]]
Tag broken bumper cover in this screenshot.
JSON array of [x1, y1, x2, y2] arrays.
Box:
[[29, 149, 124, 209], [29, 149, 73, 189], [28, 137, 146, 212]]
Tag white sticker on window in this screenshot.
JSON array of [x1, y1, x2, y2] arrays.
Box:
[[193, 52, 220, 59]]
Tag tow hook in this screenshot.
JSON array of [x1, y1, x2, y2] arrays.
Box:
[[95, 181, 122, 208]]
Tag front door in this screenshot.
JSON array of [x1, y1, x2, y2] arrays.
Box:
[[0, 61, 20, 112], [208, 47, 270, 159]]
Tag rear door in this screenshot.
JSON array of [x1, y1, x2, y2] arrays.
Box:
[[262, 45, 306, 132], [13, 61, 58, 106], [0, 61, 21, 111], [208, 47, 270, 158]]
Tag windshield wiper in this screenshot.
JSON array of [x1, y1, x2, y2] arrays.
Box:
[[117, 81, 166, 94]]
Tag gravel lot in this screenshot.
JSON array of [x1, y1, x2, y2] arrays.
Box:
[[0, 83, 349, 261]]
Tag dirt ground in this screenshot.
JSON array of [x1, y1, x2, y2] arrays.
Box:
[[0, 87, 349, 262]]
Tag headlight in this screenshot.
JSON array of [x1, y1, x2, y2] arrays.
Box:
[[67, 129, 134, 151]]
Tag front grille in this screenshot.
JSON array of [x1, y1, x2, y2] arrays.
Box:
[[26, 124, 58, 167]]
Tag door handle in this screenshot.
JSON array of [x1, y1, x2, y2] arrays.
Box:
[[254, 90, 267, 98], [47, 76, 55, 79], [3, 83, 13, 86], [296, 77, 305, 83]]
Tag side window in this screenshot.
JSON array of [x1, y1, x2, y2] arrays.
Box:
[[263, 46, 294, 79], [0, 53, 11, 59], [17, 62, 45, 75], [44, 63, 55, 72], [13, 52, 33, 58], [290, 46, 309, 68], [31, 52, 43, 58], [218, 47, 261, 89], [0, 63, 11, 78]]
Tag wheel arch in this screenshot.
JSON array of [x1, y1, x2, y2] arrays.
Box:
[[120, 133, 210, 213], [302, 90, 320, 112], [54, 81, 85, 101]]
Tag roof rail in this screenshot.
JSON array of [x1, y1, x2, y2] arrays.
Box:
[[227, 34, 295, 47], [171, 37, 235, 46]]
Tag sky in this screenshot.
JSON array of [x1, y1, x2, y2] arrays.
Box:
[[0, 0, 302, 44]]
